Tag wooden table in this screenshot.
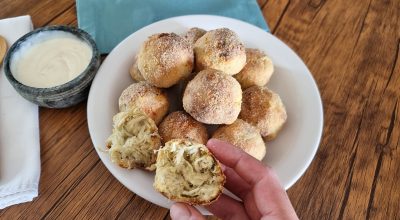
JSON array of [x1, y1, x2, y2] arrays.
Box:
[[1, 0, 399, 219]]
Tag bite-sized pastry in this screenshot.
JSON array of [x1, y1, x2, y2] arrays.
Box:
[[182, 27, 207, 45], [212, 119, 266, 160], [137, 33, 194, 88], [106, 108, 161, 171], [234, 48, 274, 89], [159, 111, 208, 145], [240, 86, 287, 140], [194, 28, 246, 75], [118, 82, 169, 124], [183, 69, 242, 125], [154, 139, 225, 205], [129, 59, 145, 82]]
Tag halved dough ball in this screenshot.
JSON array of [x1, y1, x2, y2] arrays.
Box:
[[129, 59, 145, 82], [183, 69, 242, 125], [240, 86, 287, 140], [137, 33, 194, 88], [154, 139, 225, 205], [234, 48, 274, 89], [119, 82, 169, 124], [194, 28, 246, 75], [213, 119, 266, 160], [159, 111, 208, 145], [106, 108, 161, 171], [182, 27, 206, 45]]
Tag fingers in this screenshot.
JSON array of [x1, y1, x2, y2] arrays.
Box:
[[222, 165, 262, 220], [221, 164, 250, 199], [205, 194, 250, 220], [243, 192, 263, 220], [207, 139, 267, 185], [253, 177, 298, 219], [170, 203, 205, 220], [208, 139, 298, 219]]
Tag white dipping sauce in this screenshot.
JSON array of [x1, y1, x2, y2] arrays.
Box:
[[11, 31, 92, 88]]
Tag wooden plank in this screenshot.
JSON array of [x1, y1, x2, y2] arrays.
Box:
[[44, 162, 134, 219], [271, 0, 400, 219], [0, 0, 74, 27], [257, 0, 268, 8], [261, 0, 290, 32], [331, 0, 399, 219], [117, 196, 169, 220], [367, 41, 400, 219], [47, 5, 77, 26]]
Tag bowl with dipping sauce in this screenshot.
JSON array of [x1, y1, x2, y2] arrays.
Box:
[[3, 25, 100, 108]]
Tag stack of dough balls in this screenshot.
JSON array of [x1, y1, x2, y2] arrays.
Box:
[[106, 27, 287, 205]]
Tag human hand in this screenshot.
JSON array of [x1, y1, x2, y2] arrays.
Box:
[[170, 139, 298, 220]]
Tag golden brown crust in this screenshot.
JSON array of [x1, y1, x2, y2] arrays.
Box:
[[129, 59, 145, 82], [153, 139, 225, 205], [194, 28, 246, 75], [137, 33, 194, 88], [240, 86, 287, 140], [118, 82, 169, 124], [234, 48, 274, 89], [183, 69, 242, 125], [159, 111, 208, 145], [182, 27, 207, 45], [213, 119, 266, 160]]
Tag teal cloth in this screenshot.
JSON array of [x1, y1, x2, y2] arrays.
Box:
[[76, 0, 269, 54]]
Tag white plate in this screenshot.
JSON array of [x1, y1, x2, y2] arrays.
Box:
[[87, 15, 323, 211]]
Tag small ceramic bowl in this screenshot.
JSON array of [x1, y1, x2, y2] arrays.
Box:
[[3, 25, 100, 108]]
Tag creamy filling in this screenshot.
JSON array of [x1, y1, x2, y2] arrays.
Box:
[[155, 141, 223, 199], [107, 109, 160, 170]]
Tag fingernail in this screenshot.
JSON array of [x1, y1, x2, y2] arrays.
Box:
[[207, 138, 219, 148], [170, 203, 190, 220]]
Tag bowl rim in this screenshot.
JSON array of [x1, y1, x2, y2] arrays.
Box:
[[3, 25, 100, 97]]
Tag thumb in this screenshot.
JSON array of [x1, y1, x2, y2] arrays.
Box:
[[170, 203, 205, 220]]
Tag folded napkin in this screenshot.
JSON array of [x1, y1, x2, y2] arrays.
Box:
[[0, 15, 40, 209], [76, 0, 269, 54]]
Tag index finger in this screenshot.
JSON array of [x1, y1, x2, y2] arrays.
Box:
[[207, 139, 269, 185]]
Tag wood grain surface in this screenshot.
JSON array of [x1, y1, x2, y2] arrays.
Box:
[[0, 0, 399, 219]]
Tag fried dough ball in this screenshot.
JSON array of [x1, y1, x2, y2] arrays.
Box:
[[194, 28, 246, 75], [154, 139, 225, 205], [182, 27, 206, 45], [129, 59, 145, 81], [159, 111, 208, 145], [234, 48, 274, 89], [183, 69, 242, 124], [137, 33, 194, 88], [212, 119, 266, 160], [106, 108, 161, 171], [119, 82, 169, 124], [240, 86, 287, 140]]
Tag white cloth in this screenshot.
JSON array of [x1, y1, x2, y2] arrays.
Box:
[[0, 15, 40, 209]]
